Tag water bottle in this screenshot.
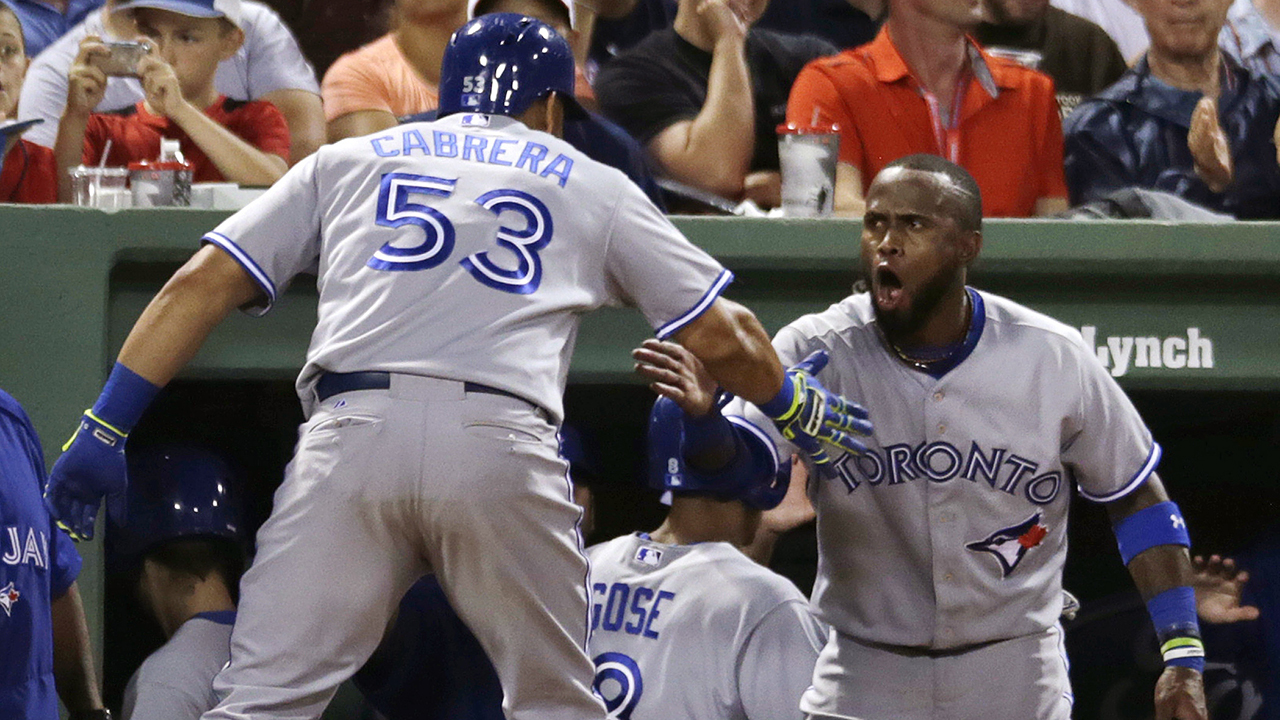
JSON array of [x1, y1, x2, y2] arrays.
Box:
[[129, 138, 193, 207]]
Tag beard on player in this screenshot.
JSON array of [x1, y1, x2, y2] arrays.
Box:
[[860, 261, 958, 344]]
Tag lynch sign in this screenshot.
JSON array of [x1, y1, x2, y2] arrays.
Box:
[[1080, 327, 1214, 378]]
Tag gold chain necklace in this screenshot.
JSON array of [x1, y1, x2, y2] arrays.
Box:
[[881, 294, 973, 372]]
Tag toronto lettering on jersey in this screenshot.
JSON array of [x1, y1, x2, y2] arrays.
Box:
[[830, 441, 1063, 506], [368, 129, 575, 187], [591, 581, 675, 640], [1, 525, 50, 569], [1080, 326, 1214, 378]]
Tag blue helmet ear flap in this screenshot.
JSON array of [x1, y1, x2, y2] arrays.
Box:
[[647, 397, 687, 494], [647, 398, 789, 510], [729, 417, 790, 511]]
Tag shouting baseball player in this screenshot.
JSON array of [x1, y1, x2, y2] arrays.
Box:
[[635, 154, 1208, 720], [42, 15, 868, 720], [588, 394, 827, 720]]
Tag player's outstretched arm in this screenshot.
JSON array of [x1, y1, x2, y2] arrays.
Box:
[[1106, 474, 1208, 720], [116, 245, 262, 385], [673, 298, 872, 464], [44, 246, 262, 540], [671, 298, 782, 406]]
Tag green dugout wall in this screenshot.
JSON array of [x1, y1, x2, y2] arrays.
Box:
[[2, 206, 1278, 676]]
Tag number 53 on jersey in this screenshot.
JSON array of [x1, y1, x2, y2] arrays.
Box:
[[366, 172, 554, 295]]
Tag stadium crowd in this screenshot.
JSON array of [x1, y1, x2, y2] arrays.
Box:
[[0, 0, 1276, 217]]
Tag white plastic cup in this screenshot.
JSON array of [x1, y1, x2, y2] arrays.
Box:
[[778, 123, 840, 217]]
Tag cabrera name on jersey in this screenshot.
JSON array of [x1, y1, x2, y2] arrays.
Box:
[[201, 113, 729, 421], [367, 114, 576, 187]]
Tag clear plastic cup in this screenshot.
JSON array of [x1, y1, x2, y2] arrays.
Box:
[[777, 123, 840, 217], [68, 166, 131, 209]]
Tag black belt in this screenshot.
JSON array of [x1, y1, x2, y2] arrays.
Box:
[[315, 371, 525, 404]]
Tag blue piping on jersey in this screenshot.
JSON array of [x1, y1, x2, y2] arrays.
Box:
[[1078, 442, 1163, 503], [202, 232, 277, 309], [915, 287, 986, 379], [655, 269, 735, 340], [727, 415, 781, 471], [192, 610, 237, 626]]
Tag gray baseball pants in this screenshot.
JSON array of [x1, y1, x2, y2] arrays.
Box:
[[802, 624, 1072, 720], [202, 374, 605, 720]]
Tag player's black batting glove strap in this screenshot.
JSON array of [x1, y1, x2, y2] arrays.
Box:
[[763, 350, 873, 464], [43, 411, 129, 542]]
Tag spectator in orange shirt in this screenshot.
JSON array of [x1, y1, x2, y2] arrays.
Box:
[[786, 0, 1069, 217], [53, 0, 289, 201], [0, 3, 57, 203], [320, 0, 465, 142]]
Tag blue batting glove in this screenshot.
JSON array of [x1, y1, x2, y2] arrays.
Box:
[[44, 411, 129, 541], [761, 350, 873, 464]]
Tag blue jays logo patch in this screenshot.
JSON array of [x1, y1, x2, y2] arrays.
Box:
[[0, 581, 19, 617], [634, 547, 663, 567], [966, 513, 1049, 578]]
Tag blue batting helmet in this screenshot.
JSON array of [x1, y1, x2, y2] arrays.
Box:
[[438, 13, 583, 119], [107, 445, 243, 571], [646, 397, 789, 510]]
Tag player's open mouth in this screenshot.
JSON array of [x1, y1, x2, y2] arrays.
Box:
[[874, 267, 904, 310]]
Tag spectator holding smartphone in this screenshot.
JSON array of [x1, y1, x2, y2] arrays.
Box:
[[53, 0, 289, 202], [0, 2, 57, 202], [18, 0, 322, 164]]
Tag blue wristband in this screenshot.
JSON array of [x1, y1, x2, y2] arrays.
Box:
[[757, 373, 796, 418], [90, 362, 161, 433], [1114, 501, 1190, 565], [1147, 586, 1204, 672]]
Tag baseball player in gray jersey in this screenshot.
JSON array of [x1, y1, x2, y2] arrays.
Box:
[[587, 396, 826, 720], [42, 14, 869, 720], [635, 155, 1208, 720], [108, 447, 244, 720]]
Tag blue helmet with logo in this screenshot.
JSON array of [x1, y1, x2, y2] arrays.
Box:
[[107, 445, 244, 572], [646, 397, 789, 510], [438, 13, 583, 119]]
